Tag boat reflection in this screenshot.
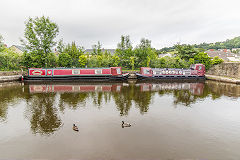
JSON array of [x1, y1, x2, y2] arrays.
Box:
[[29, 84, 123, 93], [28, 82, 204, 96], [138, 83, 204, 95]]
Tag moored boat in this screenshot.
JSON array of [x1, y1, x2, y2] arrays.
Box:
[[23, 67, 129, 81], [136, 64, 205, 80]]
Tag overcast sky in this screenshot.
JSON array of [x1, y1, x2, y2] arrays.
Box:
[[1, 0, 240, 49]]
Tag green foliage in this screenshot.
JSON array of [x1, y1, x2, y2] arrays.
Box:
[[134, 38, 157, 68], [162, 36, 240, 51], [21, 16, 59, 68], [58, 53, 73, 67], [130, 56, 135, 70], [87, 56, 98, 68], [63, 42, 84, 67], [78, 55, 87, 67], [91, 41, 103, 55], [194, 52, 212, 70], [115, 35, 134, 68], [175, 44, 198, 60], [0, 34, 5, 52], [111, 55, 120, 67], [211, 56, 224, 65], [0, 48, 22, 71], [57, 39, 64, 53]]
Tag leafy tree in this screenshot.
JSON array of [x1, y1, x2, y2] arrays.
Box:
[[91, 41, 103, 55], [63, 42, 84, 67], [188, 58, 195, 65], [111, 55, 120, 67], [79, 55, 87, 67], [175, 44, 198, 60], [130, 56, 135, 70], [57, 39, 65, 53], [194, 52, 212, 70], [47, 52, 57, 68], [58, 53, 73, 67], [0, 48, 22, 70], [0, 34, 5, 52], [134, 38, 157, 67], [87, 56, 98, 68], [115, 35, 134, 68], [21, 16, 59, 68], [211, 56, 224, 65]]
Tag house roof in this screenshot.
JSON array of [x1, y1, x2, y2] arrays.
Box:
[[205, 50, 240, 61], [11, 45, 25, 52], [85, 49, 115, 55]]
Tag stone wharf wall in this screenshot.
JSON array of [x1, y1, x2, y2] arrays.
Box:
[[207, 62, 240, 79]]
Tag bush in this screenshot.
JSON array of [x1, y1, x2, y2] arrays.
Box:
[[58, 53, 73, 67]]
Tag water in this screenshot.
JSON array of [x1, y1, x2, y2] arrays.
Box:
[[0, 81, 240, 160]]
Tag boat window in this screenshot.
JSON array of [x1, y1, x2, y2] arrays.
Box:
[[116, 68, 121, 74], [144, 69, 151, 74], [72, 69, 80, 75], [190, 64, 195, 70], [95, 69, 102, 74]]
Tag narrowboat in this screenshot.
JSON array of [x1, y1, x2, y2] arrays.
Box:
[[136, 64, 205, 80], [23, 67, 129, 81]]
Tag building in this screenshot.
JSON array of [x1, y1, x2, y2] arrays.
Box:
[[85, 49, 115, 55], [205, 50, 240, 61], [9, 45, 24, 55], [158, 53, 174, 58], [217, 49, 231, 53]]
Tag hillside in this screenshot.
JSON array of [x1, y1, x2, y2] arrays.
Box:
[[160, 36, 240, 52]]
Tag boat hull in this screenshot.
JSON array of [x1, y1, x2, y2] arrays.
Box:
[[136, 73, 205, 81], [24, 74, 129, 82]]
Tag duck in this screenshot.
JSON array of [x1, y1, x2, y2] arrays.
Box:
[[122, 121, 131, 128], [73, 124, 79, 132]]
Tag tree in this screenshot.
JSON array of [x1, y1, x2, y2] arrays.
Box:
[[92, 41, 103, 55], [130, 56, 135, 70], [0, 34, 5, 52], [194, 52, 212, 70], [79, 55, 87, 67], [115, 35, 134, 68], [211, 56, 223, 65], [134, 38, 157, 67], [111, 55, 120, 67], [0, 48, 22, 70], [175, 44, 198, 60], [63, 42, 84, 67], [57, 39, 65, 53], [58, 53, 73, 67], [21, 16, 59, 68]]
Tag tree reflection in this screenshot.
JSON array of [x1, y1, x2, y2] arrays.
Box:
[[25, 93, 62, 135], [112, 85, 133, 116], [59, 93, 89, 111], [173, 90, 197, 106], [0, 83, 25, 122]]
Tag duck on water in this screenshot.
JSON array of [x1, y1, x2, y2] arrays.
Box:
[[122, 121, 131, 128]]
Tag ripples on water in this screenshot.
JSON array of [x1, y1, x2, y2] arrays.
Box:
[[0, 81, 240, 159]]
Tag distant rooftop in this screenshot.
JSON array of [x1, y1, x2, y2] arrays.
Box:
[[85, 49, 115, 55], [205, 50, 240, 61], [11, 45, 25, 51]]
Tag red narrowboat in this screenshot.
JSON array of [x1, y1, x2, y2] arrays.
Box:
[[136, 64, 205, 80], [24, 67, 129, 81]]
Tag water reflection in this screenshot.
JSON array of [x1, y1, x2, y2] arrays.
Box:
[[25, 93, 62, 135], [1, 81, 240, 135], [0, 83, 25, 122]]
